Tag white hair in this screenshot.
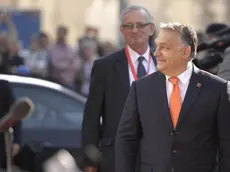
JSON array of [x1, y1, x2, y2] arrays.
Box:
[[120, 5, 153, 25]]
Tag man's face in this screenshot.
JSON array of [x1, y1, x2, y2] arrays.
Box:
[[40, 36, 49, 48], [154, 29, 190, 75], [30, 37, 40, 51], [120, 9, 154, 48], [57, 27, 67, 40]]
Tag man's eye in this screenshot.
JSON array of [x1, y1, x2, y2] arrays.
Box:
[[123, 24, 132, 28]]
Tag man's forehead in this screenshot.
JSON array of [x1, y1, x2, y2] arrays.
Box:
[[156, 30, 181, 42], [123, 9, 147, 21]]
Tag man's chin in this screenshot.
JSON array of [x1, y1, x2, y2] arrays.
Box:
[[130, 39, 144, 45], [156, 65, 166, 73]]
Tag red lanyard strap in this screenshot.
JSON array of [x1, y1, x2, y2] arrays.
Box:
[[125, 46, 151, 81]]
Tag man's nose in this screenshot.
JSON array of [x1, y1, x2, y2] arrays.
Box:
[[154, 47, 160, 56], [131, 25, 138, 32]]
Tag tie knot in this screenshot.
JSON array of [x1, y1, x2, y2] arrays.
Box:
[[169, 76, 180, 85], [138, 56, 145, 63]]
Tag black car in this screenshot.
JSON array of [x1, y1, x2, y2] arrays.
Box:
[[0, 74, 86, 172]]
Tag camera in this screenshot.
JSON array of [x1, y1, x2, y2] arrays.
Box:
[[194, 25, 230, 73], [197, 28, 230, 53]]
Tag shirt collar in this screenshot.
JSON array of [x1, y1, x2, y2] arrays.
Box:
[[127, 45, 150, 63], [165, 62, 193, 85]]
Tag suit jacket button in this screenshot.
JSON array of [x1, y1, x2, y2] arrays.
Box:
[[172, 168, 175, 172], [173, 149, 177, 153]]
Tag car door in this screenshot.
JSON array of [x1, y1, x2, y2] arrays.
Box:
[[11, 83, 84, 150]]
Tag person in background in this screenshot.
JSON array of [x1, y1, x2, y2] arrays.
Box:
[[20, 34, 49, 78], [49, 25, 81, 89], [81, 5, 157, 172], [0, 12, 20, 74], [76, 39, 98, 96], [0, 80, 21, 171], [7, 39, 24, 74]]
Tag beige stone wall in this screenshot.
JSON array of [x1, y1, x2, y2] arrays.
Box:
[[0, 0, 229, 46], [14, 0, 120, 45], [14, 0, 99, 45], [130, 0, 229, 31]]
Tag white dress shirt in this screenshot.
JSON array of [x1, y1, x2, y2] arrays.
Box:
[[165, 63, 193, 104], [127, 45, 157, 85]]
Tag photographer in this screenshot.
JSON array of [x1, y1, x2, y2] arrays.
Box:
[[0, 12, 24, 75], [195, 23, 230, 75], [217, 47, 230, 80], [0, 11, 18, 41], [195, 48, 223, 74]]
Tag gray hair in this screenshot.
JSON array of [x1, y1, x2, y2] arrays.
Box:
[[160, 22, 198, 59], [120, 5, 153, 25]]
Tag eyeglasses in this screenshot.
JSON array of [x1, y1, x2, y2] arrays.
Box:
[[122, 23, 152, 30]]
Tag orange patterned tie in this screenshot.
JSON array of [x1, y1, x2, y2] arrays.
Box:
[[169, 77, 182, 128]]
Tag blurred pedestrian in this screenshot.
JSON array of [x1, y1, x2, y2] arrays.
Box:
[[0, 81, 21, 171], [49, 25, 81, 89]]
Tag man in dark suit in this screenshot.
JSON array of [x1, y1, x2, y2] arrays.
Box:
[[115, 22, 230, 172], [0, 80, 21, 169], [81, 5, 157, 172]]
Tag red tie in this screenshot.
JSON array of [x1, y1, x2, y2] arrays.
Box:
[[169, 77, 182, 128]]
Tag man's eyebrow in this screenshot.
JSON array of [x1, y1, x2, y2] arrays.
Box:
[[155, 41, 168, 45]]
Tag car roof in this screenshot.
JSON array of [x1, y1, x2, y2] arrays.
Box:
[[0, 74, 86, 103]]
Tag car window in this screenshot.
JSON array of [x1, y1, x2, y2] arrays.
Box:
[[11, 83, 84, 129]]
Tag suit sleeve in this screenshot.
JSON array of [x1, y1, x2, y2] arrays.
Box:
[[217, 81, 230, 172], [81, 60, 105, 165], [4, 81, 21, 144], [115, 82, 142, 172]]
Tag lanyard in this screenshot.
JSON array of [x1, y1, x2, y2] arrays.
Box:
[[125, 46, 151, 81]]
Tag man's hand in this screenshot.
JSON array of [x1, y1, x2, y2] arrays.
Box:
[[12, 143, 20, 156], [84, 167, 97, 172]]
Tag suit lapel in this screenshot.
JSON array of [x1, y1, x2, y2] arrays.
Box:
[[155, 72, 174, 130], [176, 65, 203, 129], [115, 49, 130, 93]]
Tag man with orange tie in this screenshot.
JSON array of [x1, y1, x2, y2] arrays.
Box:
[[115, 22, 230, 172]]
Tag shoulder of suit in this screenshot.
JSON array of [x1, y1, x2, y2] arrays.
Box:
[[93, 49, 125, 66], [134, 71, 161, 85], [199, 69, 228, 86]]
